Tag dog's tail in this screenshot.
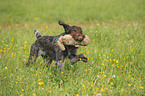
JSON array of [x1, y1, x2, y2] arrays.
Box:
[[33, 29, 42, 39]]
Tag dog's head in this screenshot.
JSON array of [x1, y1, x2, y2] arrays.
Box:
[[58, 20, 85, 41]]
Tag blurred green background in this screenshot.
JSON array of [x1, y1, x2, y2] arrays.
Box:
[[0, 0, 144, 25]]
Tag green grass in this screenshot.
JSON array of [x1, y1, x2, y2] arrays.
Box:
[[0, 0, 144, 25], [0, 0, 145, 96]]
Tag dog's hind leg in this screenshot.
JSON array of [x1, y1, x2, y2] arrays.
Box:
[[46, 59, 53, 67], [41, 54, 53, 67], [26, 44, 39, 67]]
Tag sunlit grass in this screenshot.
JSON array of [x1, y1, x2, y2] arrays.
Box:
[[1, 22, 144, 95], [0, 0, 145, 95]]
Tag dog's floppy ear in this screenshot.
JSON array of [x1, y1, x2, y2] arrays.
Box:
[[58, 20, 66, 25], [58, 20, 71, 34]]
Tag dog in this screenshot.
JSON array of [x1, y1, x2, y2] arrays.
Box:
[[26, 21, 88, 73]]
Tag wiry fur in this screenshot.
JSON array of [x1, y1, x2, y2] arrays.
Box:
[[26, 21, 88, 73]]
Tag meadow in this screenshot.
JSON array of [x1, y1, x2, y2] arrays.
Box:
[[0, 0, 145, 96]]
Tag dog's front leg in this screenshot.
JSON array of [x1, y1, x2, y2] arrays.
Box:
[[70, 54, 87, 65], [56, 60, 64, 74], [56, 49, 65, 74]]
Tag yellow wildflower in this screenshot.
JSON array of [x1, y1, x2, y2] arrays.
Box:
[[110, 82, 113, 85], [46, 25, 48, 29], [101, 88, 104, 92], [104, 75, 107, 77], [116, 60, 118, 63], [140, 86, 144, 89], [89, 69, 91, 71], [38, 82, 43, 85], [22, 89, 24, 91], [25, 24, 27, 27], [33, 93, 36, 96], [94, 92, 97, 94], [128, 84, 131, 86], [48, 90, 51, 93], [95, 87, 99, 89], [5, 67, 8, 69], [96, 23, 100, 26], [121, 89, 124, 91], [82, 85, 85, 88]]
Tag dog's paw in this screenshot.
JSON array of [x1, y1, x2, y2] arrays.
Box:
[[80, 57, 88, 62]]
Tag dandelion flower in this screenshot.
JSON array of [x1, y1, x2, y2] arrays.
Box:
[[121, 89, 124, 91], [5, 67, 8, 69], [95, 87, 99, 89], [38, 82, 43, 85], [110, 82, 113, 85], [96, 23, 100, 26], [22, 89, 24, 91], [46, 25, 48, 29], [128, 84, 131, 86], [33, 93, 36, 96], [48, 90, 51, 93], [94, 92, 97, 94], [116, 60, 118, 63], [82, 85, 85, 88], [25, 24, 27, 27], [103, 75, 107, 77], [76, 94, 79, 96], [139, 86, 144, 89], [101, 88, 104, 92]]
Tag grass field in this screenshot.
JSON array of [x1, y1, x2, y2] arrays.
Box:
[[0, 0, 145, 96]]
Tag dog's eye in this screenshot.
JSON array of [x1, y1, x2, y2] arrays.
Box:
[[73, 30, 76, 32]]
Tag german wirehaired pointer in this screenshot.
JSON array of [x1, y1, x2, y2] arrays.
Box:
[[26, 21, 88, 73]]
